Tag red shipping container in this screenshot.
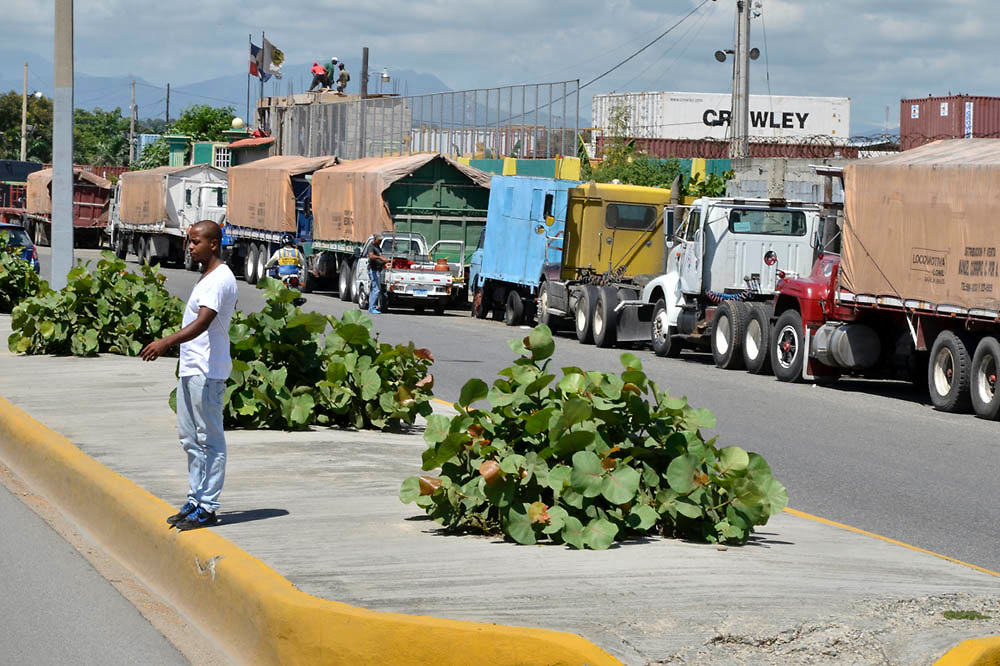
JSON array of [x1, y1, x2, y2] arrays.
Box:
[[900, 95, 1000, 150]]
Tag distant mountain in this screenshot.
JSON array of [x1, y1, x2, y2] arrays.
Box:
[[0, 48, 453, 122]]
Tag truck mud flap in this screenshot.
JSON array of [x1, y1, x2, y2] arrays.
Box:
[[616, 303, 654, 342], [548, 281, 570, 313]]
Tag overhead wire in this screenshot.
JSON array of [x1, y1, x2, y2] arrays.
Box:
[[759, 2, 774, 121], [621, 0, 720, 92]]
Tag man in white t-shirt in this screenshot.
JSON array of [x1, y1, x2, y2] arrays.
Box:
[[140, 220, 239, 531]]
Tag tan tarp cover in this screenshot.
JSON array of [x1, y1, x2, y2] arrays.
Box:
[[26, 168, 112, 215], [119, 166, 189, 224], [311, 154, 491, 242], [227, 155, 340, 232], [842, 139, 1000, 311]]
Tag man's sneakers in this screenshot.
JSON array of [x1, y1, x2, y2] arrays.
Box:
[[173, 506, 219, 531], [166, 501, 197, 525]]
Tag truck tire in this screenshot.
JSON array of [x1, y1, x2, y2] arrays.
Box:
[[351, 264, 361, 303], [771, 309, 805, 383], [358, 283, 369, 310], [537, 281, 555, 329], [970, 336, 1000, 420], [472, 285, 489, 319], [742, 302, 773, 375], [245, 245, 259, 284], [574, 285, 598, 344], [711, 301, 747, 370], [113, 233, 128, 260], [137, 236, 150, 266], [338, 261, 353, 302], [504, 290, 524, 326], [256, 243, 268, 283], [928, 330, 973, 413], [651, 298, 681, 358], [593, 286, 619, 348]]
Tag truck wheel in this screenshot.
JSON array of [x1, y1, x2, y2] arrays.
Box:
[[771, 309, 805, 383], [928, 330, 973, 413], [593, 286, 618, 348], [358, 284, 369, 310], [351, 264, 361, 303], [433, 300, 445, 316], [574, 285, 598, 344], [971, 336, 1000, 420], [113, 233, 128, 260], [338, 261, 353, 302], [256, 243, 268, 282], [651, 298, 681, 358], [537, 282, 555, 329], [137, 236, 149, 266], [472, 285, 489, 319], [711, 301, 747, 370], [504, 290, 524, 326], [245, 245, 259, 284], [742, 303, 773, 375]]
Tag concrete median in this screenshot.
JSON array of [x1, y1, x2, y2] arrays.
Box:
[[0, 396, 620, 666]]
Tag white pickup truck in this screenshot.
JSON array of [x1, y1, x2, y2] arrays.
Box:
[[353, 232, 463, 315]]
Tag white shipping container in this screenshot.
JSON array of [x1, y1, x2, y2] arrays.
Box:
[[593, 91, 851, 142]]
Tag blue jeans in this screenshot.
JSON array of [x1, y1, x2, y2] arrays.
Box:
[[368, 268, 383, 313], [177, 375, 227, 512]]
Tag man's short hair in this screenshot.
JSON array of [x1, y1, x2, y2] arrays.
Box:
[[191, 220, 222, 245]]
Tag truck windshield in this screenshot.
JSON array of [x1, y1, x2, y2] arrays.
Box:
[[729, 209, 807, 236], [381, 238, 421, 255]]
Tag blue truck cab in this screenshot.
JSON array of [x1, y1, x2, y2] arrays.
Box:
[[470, 175, 579, 325]]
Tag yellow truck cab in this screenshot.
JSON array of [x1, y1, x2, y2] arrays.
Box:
[[561, 182, 672, 280]]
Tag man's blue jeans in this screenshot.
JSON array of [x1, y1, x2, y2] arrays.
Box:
[[368, 267, 383, 313], [177, 375, 227, 512]]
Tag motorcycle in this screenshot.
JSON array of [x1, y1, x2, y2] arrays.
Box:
[[269, 267, 307, 306]]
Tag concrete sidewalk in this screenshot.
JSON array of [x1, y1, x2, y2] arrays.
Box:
[[1, 317, 998, 665]]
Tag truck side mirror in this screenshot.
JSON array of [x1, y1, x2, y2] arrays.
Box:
[[666, 209, 674, 238]]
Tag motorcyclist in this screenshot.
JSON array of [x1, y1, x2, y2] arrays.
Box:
[[264, 233, 305, 285]]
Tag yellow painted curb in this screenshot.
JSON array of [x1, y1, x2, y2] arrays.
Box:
[[934, 637, 1000, 666], [0, 397, 621, 666]]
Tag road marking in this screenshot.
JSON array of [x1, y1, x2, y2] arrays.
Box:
[[784, 507, 1000, 577], [429, 397, 999, 578]]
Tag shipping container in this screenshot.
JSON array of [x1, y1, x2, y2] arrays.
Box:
[[900, 95, 1000, 150], [593, 91, 850, 142], [596, 137, 859, 160], [22, 167, 113, 247]]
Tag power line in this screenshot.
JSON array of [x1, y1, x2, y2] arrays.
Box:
[[620, 1, 719, 92], [581, 0, 713, 90], [134, 81, 241, 108]]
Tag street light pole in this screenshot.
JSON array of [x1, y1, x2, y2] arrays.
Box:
[[729, 0, 751, 159], [20, 62, 28, 161], [52, 0, 75, 289]]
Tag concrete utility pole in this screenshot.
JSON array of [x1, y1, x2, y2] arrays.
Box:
[[165, 83, 170, 126], [729, 0, 751, 159], [51, 0, 74, 289], [359, 47, 369, 158], [20, 62, 28, 161], [129, 79, 135, 164]]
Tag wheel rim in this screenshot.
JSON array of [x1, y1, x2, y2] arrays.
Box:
[[715, 313, 731, 355], [576, 304, 587, 332], [745, 319, 763, 361], [932, 346, 955, 398], [257, 247, 267, 279], [775, 324, 799, 370], [245, 251, 254, 278], [652, 309, 668, 344], [539, 289, 548, 320], [593, 304, 604, 336], [974, 352, 997, 406]]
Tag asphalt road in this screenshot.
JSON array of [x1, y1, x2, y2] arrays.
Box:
[[0, 482, 189, 665], [34, 249, 1000, 574]]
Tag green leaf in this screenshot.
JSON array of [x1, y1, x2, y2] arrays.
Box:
[[600, 465, 640, 504], [666, 454, 700, 494], [399, 477, 421, 503], [558, 372, 587, 394], [560, 515, 585, 549], [503, 503, 537, 545], [570, 450, 604, 498], [286, 311, 329, 333], [542, 504, 568, 534], [559, 397, 592, 428], [582, 517, 618, 550], [289, 393, 315, 427], [551, 430, 595, 458], [546, 465, 572, 491], [40, 321, 55, 339], [620, 352, 642, 371], [676, 497, 703, 519], [627, 504, 658, 531], [716, 446, 750, 475], [424, 414, 451, 444], [526, 325, 555, 360], [338, 323, 371, 345], [421, 433, 464, 471], [360, 367, 381, 401], [684, 408, 717, 430], [459, 378, 488, 407], [760, 477, 789, 514]]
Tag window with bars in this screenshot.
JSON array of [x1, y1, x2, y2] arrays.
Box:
[[213, 146, 231, 169]]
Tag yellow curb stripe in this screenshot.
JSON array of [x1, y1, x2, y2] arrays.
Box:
[[0, 396, 621, 666], [783, 507, 1000, 577], [933, 637, 1000, 666]]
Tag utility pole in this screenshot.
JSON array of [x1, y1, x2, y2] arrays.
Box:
[[166, 83, 170, 127], [20, 62, 28, 161], [729, 0, 751, 159], [52, 0, 74, 289], [359, 47, 369, 158], [129, 79, 136, 165]]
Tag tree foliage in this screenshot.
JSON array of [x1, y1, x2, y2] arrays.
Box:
[[169, 104, 234, 141], [74, 107, 130, 165], [0, 90, 53, 162]]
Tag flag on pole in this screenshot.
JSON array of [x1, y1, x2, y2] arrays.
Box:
[[249, 42, 271, 81], [261, 37, 284, 79]]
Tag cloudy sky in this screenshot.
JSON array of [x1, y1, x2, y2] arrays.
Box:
[[3, 0, 997, 136]]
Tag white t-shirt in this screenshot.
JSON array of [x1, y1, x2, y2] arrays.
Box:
[[179, 264, 238, 379]]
